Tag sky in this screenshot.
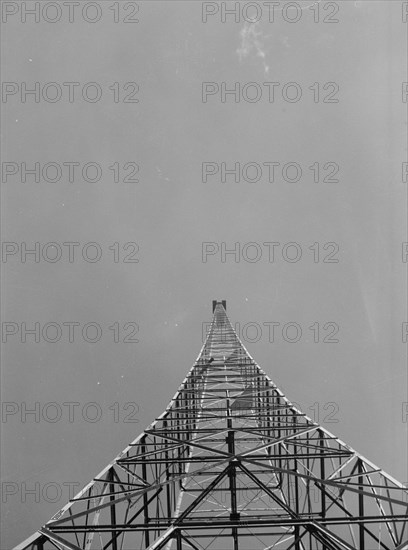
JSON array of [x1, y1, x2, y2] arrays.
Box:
[[1, 1, 407, 548]]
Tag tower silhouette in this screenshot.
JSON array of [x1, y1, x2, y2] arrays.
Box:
[[15, 301, 408, 550]]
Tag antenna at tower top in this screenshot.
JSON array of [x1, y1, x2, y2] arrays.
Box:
[[212, 300, 226, 312]]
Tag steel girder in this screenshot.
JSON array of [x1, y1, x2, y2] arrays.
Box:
[[14, 302, 408, 550]]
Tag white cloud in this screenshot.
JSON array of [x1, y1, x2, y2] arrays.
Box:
[[236, 22, 269, 76]]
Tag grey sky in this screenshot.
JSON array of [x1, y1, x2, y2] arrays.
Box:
[[1, 2, 407, 548]]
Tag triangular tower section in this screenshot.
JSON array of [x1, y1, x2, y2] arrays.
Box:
[[15, 301, 408, 550]]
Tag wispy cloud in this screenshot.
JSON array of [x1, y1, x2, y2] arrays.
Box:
[[236, 22, 269, 76]]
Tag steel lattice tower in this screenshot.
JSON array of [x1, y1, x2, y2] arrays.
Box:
[[15, 301, 408, 550]]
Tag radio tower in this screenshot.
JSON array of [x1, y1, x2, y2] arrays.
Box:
[[15, 301, 408, 550]]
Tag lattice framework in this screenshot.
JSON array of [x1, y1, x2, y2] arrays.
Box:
[[15, 302, 408, 550]]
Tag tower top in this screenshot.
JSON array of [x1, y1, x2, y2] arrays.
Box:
[[212, 299, 226, 312]]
